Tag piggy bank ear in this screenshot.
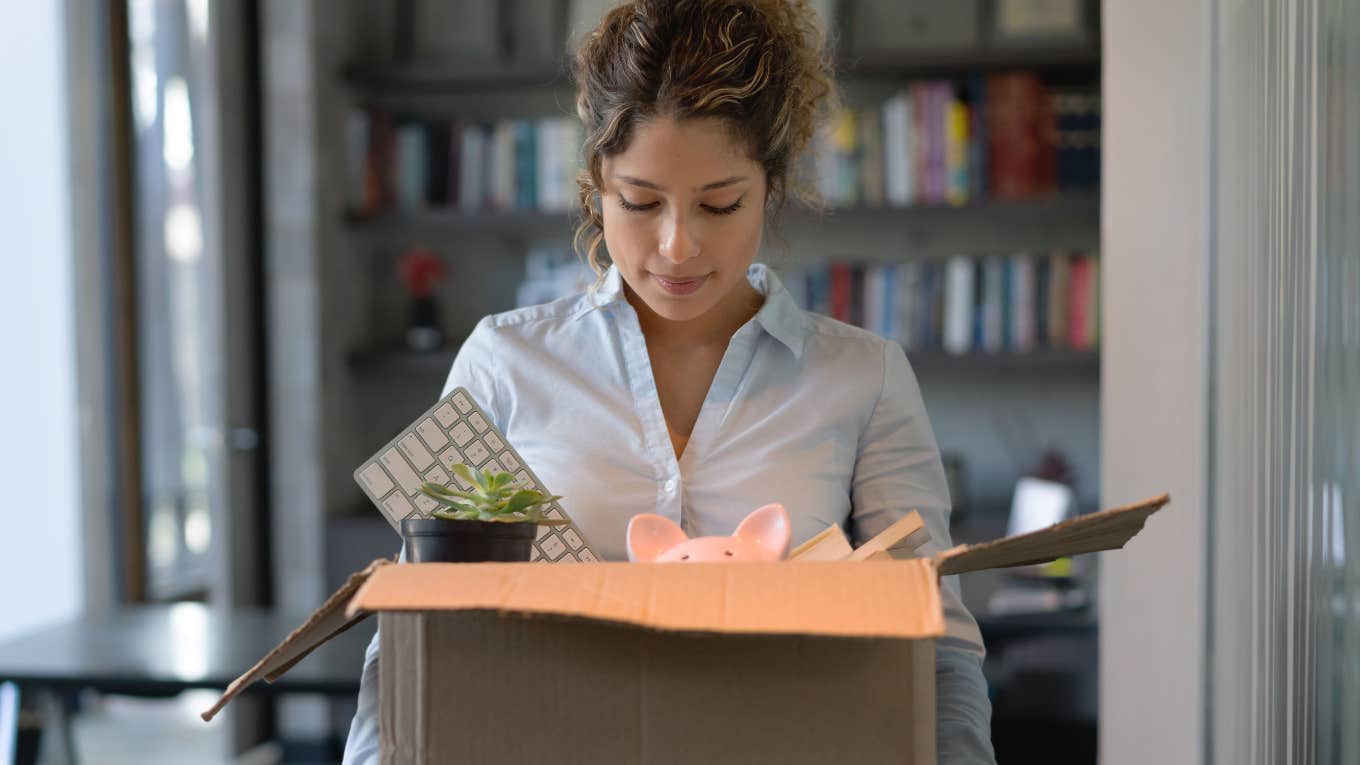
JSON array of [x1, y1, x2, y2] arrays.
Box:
[[626, 513, 689, 562], [733, 503, 791, 560]]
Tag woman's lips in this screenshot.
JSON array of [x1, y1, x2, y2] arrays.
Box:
[[652, 273, 708, 295]]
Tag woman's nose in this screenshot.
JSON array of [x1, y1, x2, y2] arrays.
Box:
[[658, 210, 700, 264]]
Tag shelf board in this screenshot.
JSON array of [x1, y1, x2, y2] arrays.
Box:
[[340, 58, 571, 92], [347, 344, 459, 376], [840, 46, 1100, 78], [344, 192, 1099, 236], [340, 46, 1099, 94], [906, 349, 1099, 377], [348, 344, 1096, 378]]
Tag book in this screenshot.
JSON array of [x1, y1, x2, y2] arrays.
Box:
[[943, 256, 975, 355], [882, 91, 914, 206], [395, 123, 428, 209], [1009, 254, 1037, 352], [1047, 254, 1070, 347], [1069, 255, 1093, 348], [946, 96, 970, 205], [981, 256, 1006, 352]]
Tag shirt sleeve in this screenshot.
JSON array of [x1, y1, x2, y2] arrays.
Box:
[[342, 318, 504, 765], [849, 341, 996, 765]]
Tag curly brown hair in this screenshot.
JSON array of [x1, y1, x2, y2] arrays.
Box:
[[570, 0, 840, 279]]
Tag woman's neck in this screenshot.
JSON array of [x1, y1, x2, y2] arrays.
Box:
[[627, 278, 765, 352]]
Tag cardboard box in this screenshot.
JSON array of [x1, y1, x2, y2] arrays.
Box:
[[203, 493, 1168, 764]]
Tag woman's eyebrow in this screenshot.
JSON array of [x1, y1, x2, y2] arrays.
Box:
[[613, 174, 749, 192]]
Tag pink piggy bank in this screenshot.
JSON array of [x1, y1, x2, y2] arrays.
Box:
[[626, 503, 791, 562]]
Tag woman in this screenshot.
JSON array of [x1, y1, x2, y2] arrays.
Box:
[[345, 1, 994, 762]]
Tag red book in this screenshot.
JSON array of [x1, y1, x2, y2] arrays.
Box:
[[1068, 256, 1092, 348], [830, 263, 853, 323], [986, 72, 1050, 199]]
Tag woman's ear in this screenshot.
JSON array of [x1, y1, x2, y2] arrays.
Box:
[[733, 503, 791, 560], [626, 513, 689, 562]]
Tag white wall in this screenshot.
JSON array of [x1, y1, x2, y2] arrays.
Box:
[[0, 3, 82, 640], [1100, 0, 1211, 763]]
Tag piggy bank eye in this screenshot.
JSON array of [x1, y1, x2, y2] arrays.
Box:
[[680, 554, 690, 560], [724, 550, 733, 557]]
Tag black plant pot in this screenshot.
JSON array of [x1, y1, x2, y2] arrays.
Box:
[[401, 517, 537, 563]]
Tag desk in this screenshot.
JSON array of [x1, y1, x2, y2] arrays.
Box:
[[0, 604, 368, 765]]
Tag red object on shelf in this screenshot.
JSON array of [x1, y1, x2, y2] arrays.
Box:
[[398, 246, 446, 298]]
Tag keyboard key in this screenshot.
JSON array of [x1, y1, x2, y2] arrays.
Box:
[[380, 448, 422, 494], [563, 529, 583, 549], [483, 432, 505, 452], [358, 463, 395, 497], [451, 391, 473, 413], [468, 413, 490, 433], [398, 434, 435, 471], [449, 422, 475, 447], [538, 534, 567, 560], [416, 418, 449, 450], [383, 493, 415, 521], [423, 465, 449, 485], [463, 440, 490, 466], [433, 403, 458, 428], [498, 451, 521, 472]]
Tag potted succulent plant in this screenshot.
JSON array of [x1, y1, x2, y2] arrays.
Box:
[[402, 462, 565, 563]]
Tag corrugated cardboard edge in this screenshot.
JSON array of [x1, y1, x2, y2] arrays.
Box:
[[345, 560, 947, 640], [934, 492, 1171, 576], [199, 558, 393, 722]]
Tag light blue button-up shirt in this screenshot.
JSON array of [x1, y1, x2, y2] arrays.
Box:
[[343, 262, 995, 764]]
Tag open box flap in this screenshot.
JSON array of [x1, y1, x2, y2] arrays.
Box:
[[345, 559, 947, 640], [934, 493, 1170, 576], [199, 558, 393, 722]]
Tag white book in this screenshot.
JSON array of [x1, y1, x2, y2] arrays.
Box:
[[1010, 253, 1037, 352], [458, 125, 484, 212], [943, 255, 975, 355], [882, 92, 909, 206]]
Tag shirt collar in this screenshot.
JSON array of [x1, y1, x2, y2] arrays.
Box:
[[578, 262, 808, 359]]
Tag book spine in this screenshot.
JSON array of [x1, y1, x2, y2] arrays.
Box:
[[943, 255, 975, 355], [1069, 256, 1091, 348], [982, 256, 1005, 353], [830, 263, 852, 323], [1048, 253, 1070, 348], [1011, 253, 1036, 352], [946, 97, 969, 205]]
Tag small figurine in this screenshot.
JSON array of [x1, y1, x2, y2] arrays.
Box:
[[626, 504, 791, 562], [398, 245, 446, 351]]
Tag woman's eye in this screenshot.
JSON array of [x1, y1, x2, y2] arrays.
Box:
[[618, 195, 658, 213], [704, 199, 744, 216]]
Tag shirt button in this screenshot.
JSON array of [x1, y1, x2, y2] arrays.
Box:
[[663, 478, 677, 493]]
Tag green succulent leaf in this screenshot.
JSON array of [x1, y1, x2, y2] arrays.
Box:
[[449, 463, 477, 488], [420, 481, 455, 497]]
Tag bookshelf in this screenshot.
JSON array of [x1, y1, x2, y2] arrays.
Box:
[[325, 2, 1105, 531]]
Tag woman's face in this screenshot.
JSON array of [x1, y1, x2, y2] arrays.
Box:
[[599, 116, 766, 324]]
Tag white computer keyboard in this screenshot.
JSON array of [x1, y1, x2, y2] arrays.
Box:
[[352, 386, 599, 562]]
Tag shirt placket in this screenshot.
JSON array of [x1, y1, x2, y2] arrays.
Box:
[[614, 304, 687, 527]]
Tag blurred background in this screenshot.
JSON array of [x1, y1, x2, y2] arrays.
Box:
[[0, 0, 1355, 763]]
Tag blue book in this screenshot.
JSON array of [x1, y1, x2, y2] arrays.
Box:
[[514, 120, 537, 210]]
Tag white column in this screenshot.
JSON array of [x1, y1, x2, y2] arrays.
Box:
[[1100, 0, 1212, 763]]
